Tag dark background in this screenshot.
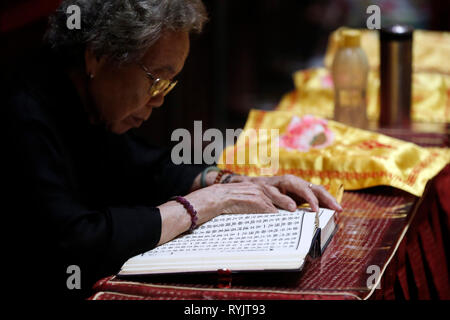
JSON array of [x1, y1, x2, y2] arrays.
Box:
[[1, 0, 449, 147]]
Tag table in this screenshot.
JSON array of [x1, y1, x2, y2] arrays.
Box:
[[88, 161, 449, 300], [88, 126, 449, 300]]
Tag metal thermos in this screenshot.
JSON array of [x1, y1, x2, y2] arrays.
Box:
[[379, 25, 413, 127]]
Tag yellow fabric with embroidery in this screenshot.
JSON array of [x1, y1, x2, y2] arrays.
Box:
[[276, 68, 450, 123], [218, 109, 450, 197]]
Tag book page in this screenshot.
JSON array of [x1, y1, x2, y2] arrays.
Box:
[[142, 209, 319, 258], [120, 208, 335, 275]]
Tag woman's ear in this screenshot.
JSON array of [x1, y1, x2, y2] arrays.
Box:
[[84, 47, 105, 79]]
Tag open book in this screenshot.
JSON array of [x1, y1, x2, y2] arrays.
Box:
[[119, 208, 337, 276]]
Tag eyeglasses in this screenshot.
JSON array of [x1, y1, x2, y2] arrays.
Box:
[[138, 63, 178, 98]]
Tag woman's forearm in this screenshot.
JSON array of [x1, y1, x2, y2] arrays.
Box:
[[157, 187, 223, 245], [157, 200, 192, 246], [158, 171, 222, 246]]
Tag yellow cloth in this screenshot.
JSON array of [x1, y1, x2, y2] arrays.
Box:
[[276, 67, 450, 123], [324, 28, 450, 75], [218, 109, 450, 197]]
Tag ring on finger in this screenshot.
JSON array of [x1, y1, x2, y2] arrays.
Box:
[[308, 183, 313, 188]]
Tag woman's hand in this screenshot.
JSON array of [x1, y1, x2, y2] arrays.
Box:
[[158, 175, 342, 245], [158, 182, 279, 245], [228, 174, 343, 213], [184, 182, 279, 225]]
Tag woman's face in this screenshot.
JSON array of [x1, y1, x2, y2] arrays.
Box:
[[85, 31, 190, 134]]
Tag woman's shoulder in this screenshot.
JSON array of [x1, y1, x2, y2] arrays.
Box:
[[3, 48, 79, 129], [4, 84, 45, 123]]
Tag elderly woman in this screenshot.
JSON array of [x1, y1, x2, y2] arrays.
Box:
[[4, 0, 341, 299]]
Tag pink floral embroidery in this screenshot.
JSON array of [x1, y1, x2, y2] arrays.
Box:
[[321, 74, 334, 88], [279, 115, 335, 152]]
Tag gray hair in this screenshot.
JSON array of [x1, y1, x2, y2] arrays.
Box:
[[45, 0, 207, 65]]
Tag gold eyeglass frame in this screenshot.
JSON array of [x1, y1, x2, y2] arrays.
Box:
[[138, 63, 178, 98]]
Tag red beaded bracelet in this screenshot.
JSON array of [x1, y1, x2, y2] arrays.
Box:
[[214, 169, 233, 184], [170, 196, 198, 232]]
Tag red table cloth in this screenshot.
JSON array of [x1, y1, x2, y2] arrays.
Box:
[[89, 164, 449, 300]]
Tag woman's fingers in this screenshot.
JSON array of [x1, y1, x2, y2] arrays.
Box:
[[310, 184, 343, 212], [216, 178, 342, 215], [225, 183, 278, 214], [261, 185, 297, 212], [276, 176, 320, 212], [298, 185, 320, 213], [246, 184, 278, 213]]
